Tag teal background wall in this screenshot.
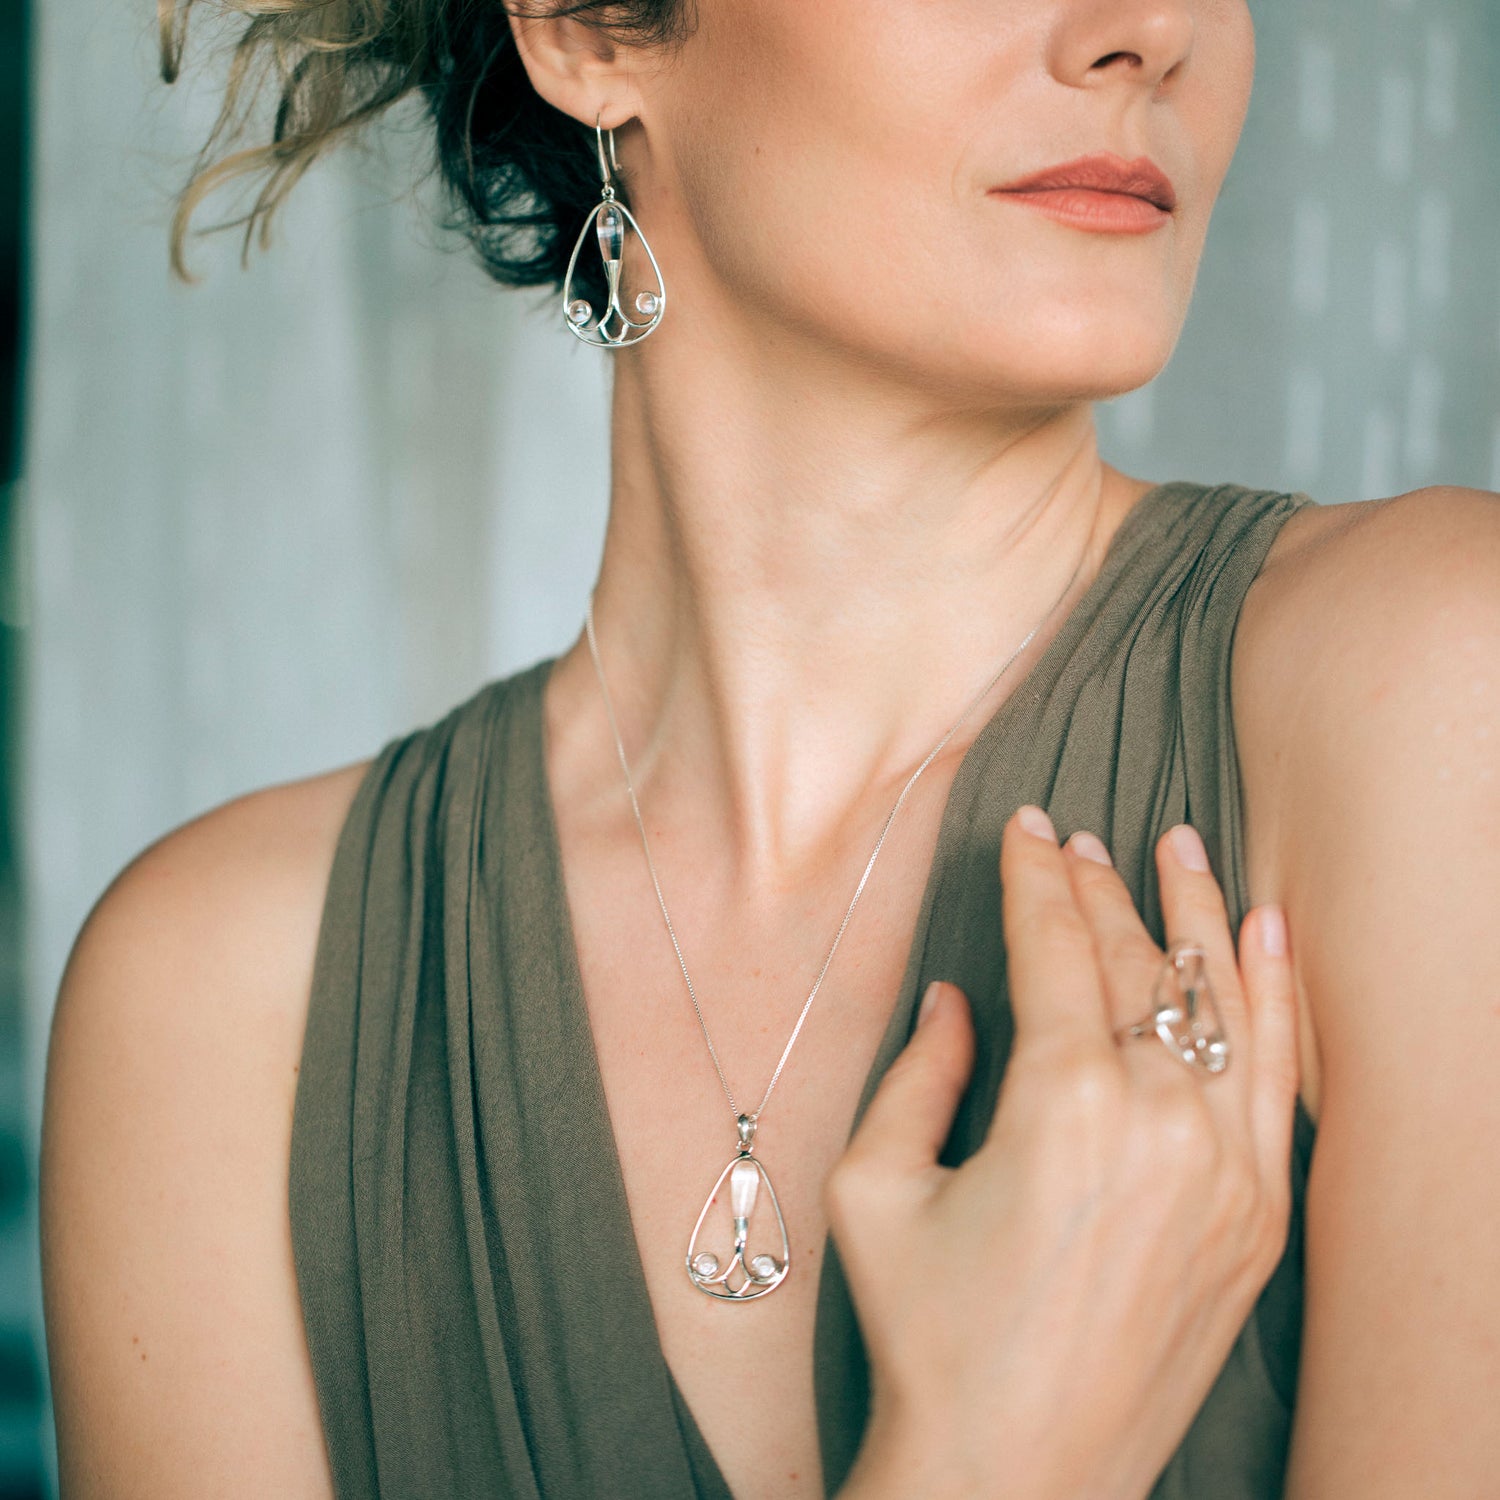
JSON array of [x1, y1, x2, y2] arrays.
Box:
[[1, 0, 35, 1489], [1100, 0, 1500, 500], [8, 1, 1500, 1492]]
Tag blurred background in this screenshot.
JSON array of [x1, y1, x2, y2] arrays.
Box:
[[3, 0, 1498, 1491]]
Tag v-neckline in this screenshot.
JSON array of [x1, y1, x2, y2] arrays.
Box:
[[522, 479, 1180, 1496]]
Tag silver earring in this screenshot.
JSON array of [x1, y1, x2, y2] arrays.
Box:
[[561, 114, 666, 347]]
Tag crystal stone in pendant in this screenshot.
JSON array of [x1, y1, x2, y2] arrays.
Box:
[[730, 1158, 760, 1218], [566, 298, 592, 326], [596, 203, 625, 263], [686, 1151, 792, 1300], [635, 291, 659, 317]]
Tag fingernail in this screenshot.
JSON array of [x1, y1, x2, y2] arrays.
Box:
[[1259, 905, 1287, 957], [1067, 830, 1113, 866], [1017, 804, 1056, 842], [919, 981, 944, 1025], [1167, 824, 1209, 871]]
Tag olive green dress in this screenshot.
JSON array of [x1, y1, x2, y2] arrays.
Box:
[[290, 479, 1320, 1498]]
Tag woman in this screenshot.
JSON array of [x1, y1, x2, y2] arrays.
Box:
[[38, 0, 1499, 1496]]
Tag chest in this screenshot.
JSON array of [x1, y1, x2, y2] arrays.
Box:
[[557, 796, 953, 1499]]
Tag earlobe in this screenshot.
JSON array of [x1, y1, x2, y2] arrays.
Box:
[[504, 7, 638, 130]]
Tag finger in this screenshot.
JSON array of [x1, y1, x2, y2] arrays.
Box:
[[1237, 903, 1301, 1185], [1058, 828, 1167, 1033], [1061, 829, 1229, 1111], [1000, 805, 1117, 1059], [838, 982, 976, 1180]]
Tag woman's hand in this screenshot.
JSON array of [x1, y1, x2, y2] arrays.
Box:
[[828, 805, 1300, 1500]]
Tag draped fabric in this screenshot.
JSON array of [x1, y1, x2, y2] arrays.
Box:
[[290, 480, 1318, 1498]]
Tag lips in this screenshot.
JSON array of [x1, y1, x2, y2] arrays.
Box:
[[993, 154, 1178, 213]]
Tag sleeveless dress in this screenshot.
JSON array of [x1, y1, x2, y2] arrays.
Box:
[[290, 479, 1320, 1499]]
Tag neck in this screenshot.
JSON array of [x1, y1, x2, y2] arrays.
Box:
[[558, 328, 1154, 878]]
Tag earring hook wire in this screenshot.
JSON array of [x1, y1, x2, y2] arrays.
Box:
[[594, 111, 619, 194]]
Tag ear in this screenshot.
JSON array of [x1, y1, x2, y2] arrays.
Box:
[[506, 7, 648, 130]]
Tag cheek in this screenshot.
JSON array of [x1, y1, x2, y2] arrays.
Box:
[[658, 0, 976, 330], [1163, 9, 1256, 283], [1189, 3, 1257, 195]]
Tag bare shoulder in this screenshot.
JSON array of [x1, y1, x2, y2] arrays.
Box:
[[1234, 490, 1500, 1493], [39, 755, 376, 1499], [1241, 482, 1498, 629], [1234, 483, 1499, 770], [1229, 485, 1500, 1122]]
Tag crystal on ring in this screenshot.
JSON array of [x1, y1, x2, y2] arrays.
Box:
[[749, 1254, 779, 1280], [567, 298, 592, 326], [635, 291, 659, 317], [1140, 941, 1231, 1075], [692, 1252, 720, 1278]]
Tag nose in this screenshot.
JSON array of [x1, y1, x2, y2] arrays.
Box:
[[1047, 0, 1196, 94]]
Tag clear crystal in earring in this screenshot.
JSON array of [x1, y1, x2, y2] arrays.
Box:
[[561, 118, 666, 348]]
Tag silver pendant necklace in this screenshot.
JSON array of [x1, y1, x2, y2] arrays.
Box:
[[583, 547, 1090, 1300]]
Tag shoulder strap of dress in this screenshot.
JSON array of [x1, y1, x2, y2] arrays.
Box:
[[1169, 483, 1316, 923]]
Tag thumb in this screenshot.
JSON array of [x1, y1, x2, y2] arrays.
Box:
[[842, 982, 976, 1179]]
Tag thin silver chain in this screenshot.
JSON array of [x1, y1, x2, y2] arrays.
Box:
[[583, 547, 1090, 1129]]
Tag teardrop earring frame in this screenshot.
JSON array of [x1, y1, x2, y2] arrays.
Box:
[[561, 114, 666, 348]]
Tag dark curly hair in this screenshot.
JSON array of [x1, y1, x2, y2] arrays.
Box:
[[156, 0, 692, 288]]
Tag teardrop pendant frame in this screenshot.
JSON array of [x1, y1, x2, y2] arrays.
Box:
[[561, 118, 666, 348], [685, 1116, 791, 1300]]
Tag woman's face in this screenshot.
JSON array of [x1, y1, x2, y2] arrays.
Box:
[[633, 0, 1255, 406]]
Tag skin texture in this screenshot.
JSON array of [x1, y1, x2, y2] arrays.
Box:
[[38, 0, 1500, 1496]]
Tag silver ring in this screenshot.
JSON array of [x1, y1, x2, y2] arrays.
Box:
[[1114, 941, 1230, 1075]]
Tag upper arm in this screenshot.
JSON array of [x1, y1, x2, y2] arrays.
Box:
[[1235, 486, 1500, 1496], [39, 761, 370, 1499]]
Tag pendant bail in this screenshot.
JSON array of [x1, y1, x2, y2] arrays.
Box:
[[735, 1113, 757, 1152]]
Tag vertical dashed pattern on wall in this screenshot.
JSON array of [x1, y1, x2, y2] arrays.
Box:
[[1102, 0, 1500, 504]]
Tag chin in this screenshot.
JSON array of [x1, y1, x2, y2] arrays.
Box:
[[908, 316, 1177, 408]]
